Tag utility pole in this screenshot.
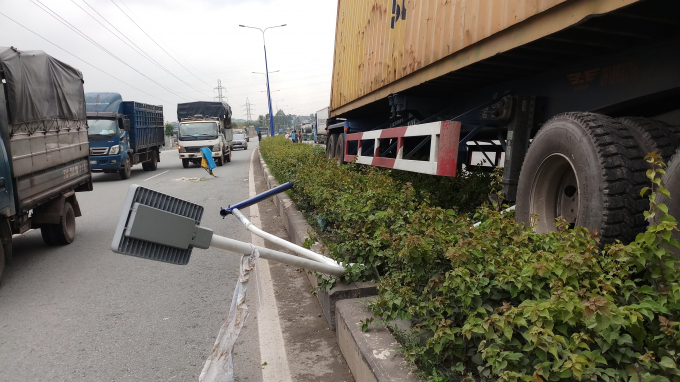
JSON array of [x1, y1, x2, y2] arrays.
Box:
[[214, 79, 227, 102]]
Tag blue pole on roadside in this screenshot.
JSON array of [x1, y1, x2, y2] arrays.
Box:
[[264, 45, 275, 138]]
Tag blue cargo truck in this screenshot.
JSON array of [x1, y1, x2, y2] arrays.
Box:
[[86, 93, 164, 179]]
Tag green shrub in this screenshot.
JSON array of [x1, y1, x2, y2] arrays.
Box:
[[260, 137, 680, 381]]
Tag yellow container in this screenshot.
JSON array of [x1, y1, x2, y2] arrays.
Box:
[[330, 0, 640, 117]]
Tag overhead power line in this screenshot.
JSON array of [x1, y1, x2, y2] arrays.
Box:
[[71, 0, 213, 99], [111, 0, 215, 90], [29, 0, 193, 102], [0, 11, 173, 104]]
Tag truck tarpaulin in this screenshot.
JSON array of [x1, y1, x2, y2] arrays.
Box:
[[177, 101, 232, 122], [0, 47, 86, 135]]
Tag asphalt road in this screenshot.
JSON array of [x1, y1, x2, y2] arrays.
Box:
[[0, 144, 263, 381]]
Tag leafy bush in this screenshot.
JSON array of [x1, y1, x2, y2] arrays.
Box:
[[260, 137, 680, 381]]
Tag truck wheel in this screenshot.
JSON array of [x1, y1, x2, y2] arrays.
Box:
[[655, 153, 680, 258], [516, 112, 647, 244], [41, 201, 76, 246], [326, 134, 337, 160], [120, 156, 132, 179], [142, 162, 149, 171], [182, 158, 189, 168], [225, 150, 231, 163], [216, 156, 223, 166], [147, 151, 158, 171], [335, 133, 345, 165], [617, 117, 680, 163]]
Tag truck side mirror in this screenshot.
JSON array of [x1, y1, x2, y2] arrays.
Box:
[[123, 119, 130, 131]]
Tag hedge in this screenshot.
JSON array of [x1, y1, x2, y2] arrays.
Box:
[[260, 136, 680, 382]]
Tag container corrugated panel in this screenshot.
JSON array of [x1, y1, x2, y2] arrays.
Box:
[[330, 0, 639, 115]]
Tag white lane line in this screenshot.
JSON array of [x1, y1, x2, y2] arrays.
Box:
[[142, 170, 169, 181], [249, 149, 292, 382]]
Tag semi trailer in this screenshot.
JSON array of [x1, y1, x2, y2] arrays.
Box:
[[324, 0, 680, 246], [176, 101, 233, 168], [0, 47, 93, 281], [86, 93, 165, 179]]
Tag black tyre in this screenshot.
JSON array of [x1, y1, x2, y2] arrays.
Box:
[[142, 162, 150, 171], [516, 112, 647, 244], [147, 151, 158, 171], [225, 150, 231, 163], [182, 158, 189, 168], [617, 117, 680, 163], [0, 239, 5, 285], [119, 156, 132, 179], [41, 202, 76, 246], [656, 152, 680, 258], [335, 133, 345, 165], [326, 133, 337, 161], [216, 155, 223, 166]]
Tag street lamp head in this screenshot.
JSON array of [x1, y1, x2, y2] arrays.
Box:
[[239, 25, 245, 27], [281, 24, 287, 26]]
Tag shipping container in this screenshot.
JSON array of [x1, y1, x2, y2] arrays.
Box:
[[323, 0, 680, 247]]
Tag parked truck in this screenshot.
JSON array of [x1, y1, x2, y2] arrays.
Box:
[[0, 47, 93, 280], [324, 0, 680, 246], [86, 93, 164, 179], [177, 101, 232, 168], [315, 107, 328, 144]]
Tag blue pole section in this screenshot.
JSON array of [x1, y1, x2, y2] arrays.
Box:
[[264, 45, 275, 138], [220, 182, 294, 217]]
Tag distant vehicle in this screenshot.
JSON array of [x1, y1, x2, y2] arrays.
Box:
[[278, 129, 284, 135], [258, 127, 269, 138], [232, 134, 248, 150], [315, 107, 328, 144], [177, 102, 233, 168], [233, 129, 248, 142], [86, 93, 165, 179], [301, 123, 314, 141], [0, 47, 93, 280]]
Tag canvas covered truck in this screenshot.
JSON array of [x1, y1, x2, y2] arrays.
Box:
[[324, 0, 680, 246], [0, 47, 93, 280], [86, 93, 165, 179], [176, 101, 233, 168]]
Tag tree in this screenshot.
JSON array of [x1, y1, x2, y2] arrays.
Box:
[[165, 123, 174, 136]]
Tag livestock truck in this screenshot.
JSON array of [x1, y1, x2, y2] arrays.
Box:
[[176, 101, 233, 168], [323, 0, 680, 247], [86, 93, 165, 179], [0, 47, 93, 281]]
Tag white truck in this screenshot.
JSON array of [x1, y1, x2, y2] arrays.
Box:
[[176, 102, 233, 168], [315, 107, 328, 144]]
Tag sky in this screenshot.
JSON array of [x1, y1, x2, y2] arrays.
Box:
[[0, 0, 338, 122]]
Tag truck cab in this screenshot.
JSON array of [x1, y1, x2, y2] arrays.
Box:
[[86, 111, 129, 175], [178, 117, 231, 168]]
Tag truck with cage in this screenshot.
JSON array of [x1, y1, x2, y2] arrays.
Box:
[[323, 0, 680, 246], [86, 92, 165, 179], [0, 47, 93, 281]]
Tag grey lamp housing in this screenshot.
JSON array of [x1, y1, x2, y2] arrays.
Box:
[[112, 184, 213, 265]]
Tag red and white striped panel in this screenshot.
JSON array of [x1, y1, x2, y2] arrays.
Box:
[[344, 121, 461, 177]]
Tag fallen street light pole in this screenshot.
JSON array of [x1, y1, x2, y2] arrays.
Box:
[[110, 184, 345, 382]]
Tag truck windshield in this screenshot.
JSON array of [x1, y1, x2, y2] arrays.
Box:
[[87, 119, 118, 136], [179, 122, 218, 140]]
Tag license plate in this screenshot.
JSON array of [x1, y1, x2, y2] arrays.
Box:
[[90, 160, 96, 165]]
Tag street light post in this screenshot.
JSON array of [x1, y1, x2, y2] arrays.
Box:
[[240, 24, 286, 137]]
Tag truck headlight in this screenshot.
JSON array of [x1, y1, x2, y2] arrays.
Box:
[[178, 146, 186, 153], [109, 145, 120, 155], [212, 144, 221, 152]]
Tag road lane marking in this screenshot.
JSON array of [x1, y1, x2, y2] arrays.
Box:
[[142, 170, 169, 181], [249, 149, 292, 382]]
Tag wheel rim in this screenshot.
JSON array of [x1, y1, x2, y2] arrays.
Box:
[[529, 154, 580, 233], [64, 206, 76, 240]]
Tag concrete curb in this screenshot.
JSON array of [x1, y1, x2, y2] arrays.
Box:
[[256, 148, 378, 331], [336, 298, 418, 382]]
